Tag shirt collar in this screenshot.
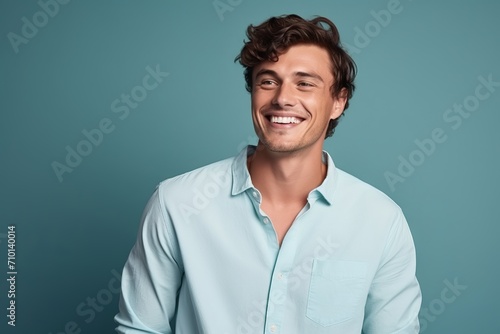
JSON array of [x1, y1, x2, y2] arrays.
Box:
[[231, 145, 337, 205], [312, 150, 337, 205], [231, 145, 256, 196]]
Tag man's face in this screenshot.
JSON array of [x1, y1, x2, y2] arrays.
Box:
[[251, 44, 346, 154]]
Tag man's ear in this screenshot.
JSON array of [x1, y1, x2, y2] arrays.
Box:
[[330, 88, 347, 119]]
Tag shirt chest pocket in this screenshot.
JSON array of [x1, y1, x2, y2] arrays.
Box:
[[306, 260, 368, 327]]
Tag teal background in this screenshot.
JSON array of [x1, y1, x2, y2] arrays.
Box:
[[1, 0, 499, 333]]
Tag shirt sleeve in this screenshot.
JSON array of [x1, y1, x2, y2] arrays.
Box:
[[362, 209, 422, 334], [115, 185, 183, 333]]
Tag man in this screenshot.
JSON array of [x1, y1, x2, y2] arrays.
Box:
[[115, 14, 421, 333]]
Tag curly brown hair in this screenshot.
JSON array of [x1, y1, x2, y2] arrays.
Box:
[[235, 14, 357, 138]]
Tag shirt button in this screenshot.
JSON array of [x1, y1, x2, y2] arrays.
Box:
[[277, 272, 284, 280], [263, 217, 270, 224], [252, 190, 258, 199], [270, 324, 278, 333]]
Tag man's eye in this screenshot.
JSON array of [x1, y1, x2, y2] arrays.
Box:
[[298, 82, 314, 87], [257, 80, 277, 89], [261, 80, 275, 85]]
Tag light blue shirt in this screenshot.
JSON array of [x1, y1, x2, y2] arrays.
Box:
[[115, 146, 421, 333]]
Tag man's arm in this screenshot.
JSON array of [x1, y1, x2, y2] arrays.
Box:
[[362, 209, 422, 333], [115, 186, 183, 333]]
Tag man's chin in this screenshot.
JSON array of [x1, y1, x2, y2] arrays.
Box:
[[258, 140, 302, 154]]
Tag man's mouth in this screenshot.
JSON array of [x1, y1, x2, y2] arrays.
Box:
[[268, 116, 303, 124]]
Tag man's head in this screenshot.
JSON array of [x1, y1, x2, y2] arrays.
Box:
[[236, 14, 356, 139]]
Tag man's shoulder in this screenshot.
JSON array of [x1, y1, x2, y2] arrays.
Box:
[[335, 167, 401, 213], [157, 155, 235, 196]]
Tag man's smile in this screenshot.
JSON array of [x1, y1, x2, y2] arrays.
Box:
[[269, 116, 303, 124]]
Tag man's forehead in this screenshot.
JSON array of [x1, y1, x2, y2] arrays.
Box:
[[253, 45, 333, 80]]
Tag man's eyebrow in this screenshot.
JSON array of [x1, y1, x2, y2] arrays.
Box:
[[254, 69, 324, 83], [294, 71, 324, 83], [254, 69, 278, 78]]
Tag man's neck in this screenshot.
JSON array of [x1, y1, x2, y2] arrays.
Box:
[[247, 143, 327, 207]]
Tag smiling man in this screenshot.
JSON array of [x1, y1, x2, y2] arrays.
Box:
[[115, 15, 421, 333]]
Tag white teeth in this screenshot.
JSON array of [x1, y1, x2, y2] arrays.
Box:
[[270, 116, 302, 124]]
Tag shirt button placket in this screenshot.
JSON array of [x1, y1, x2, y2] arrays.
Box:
[[252, 190, 259, 199], [265, 270, 288, 333]]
